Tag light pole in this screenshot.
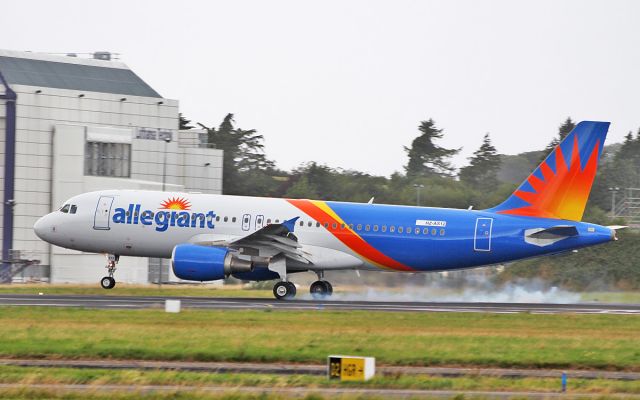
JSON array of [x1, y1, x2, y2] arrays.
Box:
[[413, 184, 424, 206], [159, 137, 171, 288], [161, 137, 171, 192], [608, 187, 620, 218]]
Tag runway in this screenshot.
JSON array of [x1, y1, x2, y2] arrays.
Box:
[[0, 294, 639, 314]]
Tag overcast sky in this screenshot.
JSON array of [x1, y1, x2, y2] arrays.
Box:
[[5, 0, 639, 176]]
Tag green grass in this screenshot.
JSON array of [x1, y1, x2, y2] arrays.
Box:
[[0, 365, 639, 395], [0, 284, 273, 298], [0, 307, 639, 371]]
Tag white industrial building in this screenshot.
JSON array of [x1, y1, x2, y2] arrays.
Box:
[[0, 49, 223, 284]]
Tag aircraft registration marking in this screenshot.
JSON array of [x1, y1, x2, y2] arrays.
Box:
[[415, 220, 446, 227]]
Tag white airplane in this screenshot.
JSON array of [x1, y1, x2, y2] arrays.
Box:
[[34, 122, 618, 300]]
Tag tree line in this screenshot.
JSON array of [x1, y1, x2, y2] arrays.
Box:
[[180, 113, 640, 290]]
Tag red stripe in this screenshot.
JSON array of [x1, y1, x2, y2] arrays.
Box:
[[287, 199, 414, 271]]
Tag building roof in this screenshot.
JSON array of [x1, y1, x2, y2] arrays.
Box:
[[0, 50, 162, 98]]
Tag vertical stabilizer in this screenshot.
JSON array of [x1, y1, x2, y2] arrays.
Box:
[[488, 121, 609, 221]]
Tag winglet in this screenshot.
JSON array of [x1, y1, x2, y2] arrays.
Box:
[[282, 216, 300, 232]]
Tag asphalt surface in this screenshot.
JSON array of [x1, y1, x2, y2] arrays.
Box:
[[2, 358, 639, 381], [0, 294, 639, 314]]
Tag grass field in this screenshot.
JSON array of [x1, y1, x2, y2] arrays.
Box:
[[0, 307, 639, 371], [0, 284, 273, 298]]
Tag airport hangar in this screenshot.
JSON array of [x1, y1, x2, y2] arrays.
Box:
[[0, 49, 223, 284]]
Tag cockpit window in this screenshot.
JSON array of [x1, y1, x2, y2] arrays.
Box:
[[60, 204, 70, 213], [70, 205, 77, 214]]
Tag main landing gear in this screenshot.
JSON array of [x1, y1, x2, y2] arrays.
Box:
[[273, 281, 297, 300], [100, 254, 119, 290], [310, 280, 333, 299], [272, 271, 334, 300]]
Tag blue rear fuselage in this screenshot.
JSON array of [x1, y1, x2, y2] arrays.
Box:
[[325, 201, 614, 272]]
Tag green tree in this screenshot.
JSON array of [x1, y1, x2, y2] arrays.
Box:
[[459, 133, 501, 189], [404, 119, 460, 177], [198, 113, 274, 195], [179, 113, 194, 130], [539, 117, 575, 162]]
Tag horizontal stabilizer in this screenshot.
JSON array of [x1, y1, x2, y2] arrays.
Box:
[[525, 225, 578, 247], [528, 225, 579, 239]]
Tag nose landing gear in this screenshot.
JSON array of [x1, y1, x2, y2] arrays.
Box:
[[100, 254, 119, 290]]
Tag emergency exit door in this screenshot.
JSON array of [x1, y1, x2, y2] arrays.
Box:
[[474, 217, 493, 252], [94, 196, 114, 230]]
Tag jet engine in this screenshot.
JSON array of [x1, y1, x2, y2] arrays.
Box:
[[171, 244, 253, 281]]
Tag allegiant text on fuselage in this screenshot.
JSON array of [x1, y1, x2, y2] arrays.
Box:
[[112, 204, 215, 232]]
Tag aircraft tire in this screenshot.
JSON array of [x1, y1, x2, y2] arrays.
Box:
[[310, 280, 332, 299], [273, 281, 296, 300], [100, 276, 116, 290]]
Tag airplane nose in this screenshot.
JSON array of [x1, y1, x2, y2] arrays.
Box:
[[34, 215, 51, 241]]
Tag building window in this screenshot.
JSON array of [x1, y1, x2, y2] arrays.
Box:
[[85, 142, 131, 177]]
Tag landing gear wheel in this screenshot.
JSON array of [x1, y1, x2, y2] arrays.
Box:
[[310, 280, 333, 299], [273, 281, 296, 300], [100, 276, 116, 289]]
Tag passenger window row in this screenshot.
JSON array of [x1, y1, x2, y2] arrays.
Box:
[[294, 219, 445, 236]]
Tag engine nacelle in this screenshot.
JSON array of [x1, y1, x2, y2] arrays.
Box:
[[171, 244, 253, 281]]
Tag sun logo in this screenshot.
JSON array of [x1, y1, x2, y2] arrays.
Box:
[[159, 197, 191, 211]]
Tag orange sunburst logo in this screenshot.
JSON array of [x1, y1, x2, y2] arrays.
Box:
[[159, 197, 191, 211], [500, 135, 601, 221]]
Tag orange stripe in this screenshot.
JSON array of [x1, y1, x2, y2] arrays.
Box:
[[287, 199, 414, 271]]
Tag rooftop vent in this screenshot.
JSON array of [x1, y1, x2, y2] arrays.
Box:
[[93, 52, 112, 61]]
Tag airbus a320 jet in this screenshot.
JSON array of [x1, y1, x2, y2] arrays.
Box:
[[34, 121, 621, 299]]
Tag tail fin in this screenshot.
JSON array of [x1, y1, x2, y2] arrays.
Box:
[[488, 121, 610, 221]]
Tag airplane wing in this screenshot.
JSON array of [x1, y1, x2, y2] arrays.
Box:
[[189, 217, 311, 264]]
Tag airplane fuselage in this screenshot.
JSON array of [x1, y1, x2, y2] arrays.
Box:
[[35, 190, 614, 274]]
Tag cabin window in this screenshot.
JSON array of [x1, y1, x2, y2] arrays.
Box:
[[398, 226, 404, 233], [364, 225, 370, 232], [324, 222, 329, 228], [216, 216, 220, 222], [224, 216, 228, 222], [60, 204, 70, 213], [349, 224, 354, 230], [332, 223, 337, 229], [244, 216, 250, 223], [267, 219, 272, 224], [423, 228, 429, 235], [357, 224, 362, 231], [308, 221, 313, 227], [381, 225, 387, 232], [341, 223, 345, 229], [232, 217, 237, 223], [440, 229, 445, 236], [373, 225, 379, 232], [299, 221, 304, 227], [432, 228, 437, 235], [390, 226, 395, 233], [275, 219, 280, 223], [415, 228, 420, 235], [316, 222, 321, 227]]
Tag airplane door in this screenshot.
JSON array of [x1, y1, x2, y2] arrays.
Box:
[[242, 214, 251, 231], [94, 196, 114, 230], [474, 217, 493, 252], [255, 215, 264, 230]]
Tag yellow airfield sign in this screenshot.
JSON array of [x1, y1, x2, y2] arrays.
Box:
[[328, 355, 375, 381]]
